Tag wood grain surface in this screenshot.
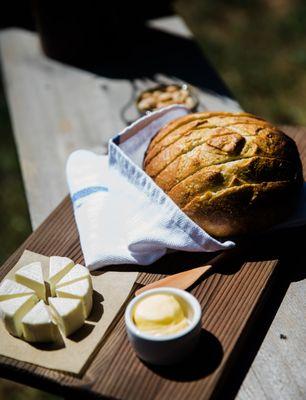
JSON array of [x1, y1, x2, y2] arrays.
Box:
[[0, 20, 241, 230], [0, 126, 305, 400], [0, 17, 305, 400]]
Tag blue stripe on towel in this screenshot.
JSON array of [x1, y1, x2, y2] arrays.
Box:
[[71, 186, 108, 203]]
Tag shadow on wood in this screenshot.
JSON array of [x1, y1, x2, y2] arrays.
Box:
[[147, 329, 223, 381], [80, 26, 236, 125], [212, 225, 306, 400]]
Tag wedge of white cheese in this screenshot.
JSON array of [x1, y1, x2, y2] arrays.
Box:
[[56, 279, 93, 318], [48, 297, 85, 337], [0, 294, 38, 337], [15, 262, 46, 301], [55, 264, 92, 290], [48, 256, 74, 296], [22, 300, 58, 342], [0, 279, 35, 301]]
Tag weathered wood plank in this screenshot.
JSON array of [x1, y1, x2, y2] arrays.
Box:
[[0, 188, 282, 400], [0, 126, 304, 400], [0, 29, 114, 229], [238, 278, 306, 400], [0, 16, 241, 228], [236, 127, 306, 400], [0, 16, 305, 399]]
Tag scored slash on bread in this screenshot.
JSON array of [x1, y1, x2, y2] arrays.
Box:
[[144, 112, 303, 237]]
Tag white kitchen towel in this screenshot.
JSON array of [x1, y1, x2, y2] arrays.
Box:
[[66, 105, 306, 270], [66, 106, 236, 270]]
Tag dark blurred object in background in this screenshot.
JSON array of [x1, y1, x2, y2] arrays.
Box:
[[0, 0, 34, 30], [32, 0, 173, 65], [1, 0, 306, 126], [0, 0, 174, 65]]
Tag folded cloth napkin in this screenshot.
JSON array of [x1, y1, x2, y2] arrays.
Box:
[[67, 105, 306, 270]]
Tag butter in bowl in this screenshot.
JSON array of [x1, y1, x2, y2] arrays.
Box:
[[125, 287, 202, 365]]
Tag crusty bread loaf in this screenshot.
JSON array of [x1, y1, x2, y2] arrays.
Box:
[[144, 112, 303, 237]]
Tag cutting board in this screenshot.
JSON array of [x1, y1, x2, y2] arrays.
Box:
[[0, 126, 305, 400]]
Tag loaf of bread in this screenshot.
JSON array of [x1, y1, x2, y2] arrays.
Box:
[[144, 112, 303, 237]]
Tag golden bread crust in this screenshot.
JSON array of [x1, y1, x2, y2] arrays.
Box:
[[144, 112, 303, 237]]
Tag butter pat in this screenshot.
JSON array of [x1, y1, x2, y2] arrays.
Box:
[[0, 294, 38, 337], [15, 262, 46, 301], [56, 279, 93, 318], [55, 264, 91, 290], [133, 294, 189, 336], [48, 297, 85, 337], [0, 279, 35, 301], [22, 300, 58, 342], [48, 256, 74, 296]]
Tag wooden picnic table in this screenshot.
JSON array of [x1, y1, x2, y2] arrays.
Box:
[[0, 15, 305, 400]]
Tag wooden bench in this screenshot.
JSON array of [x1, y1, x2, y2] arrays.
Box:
[[0, 15, 305, 400]]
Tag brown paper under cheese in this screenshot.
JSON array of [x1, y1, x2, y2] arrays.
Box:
[[0, 250, 137, 374]]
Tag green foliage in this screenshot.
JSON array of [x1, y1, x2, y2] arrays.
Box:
[[0, 80, 31, 265], [0, 379, 60, 400], [176, 0, 306, 124]]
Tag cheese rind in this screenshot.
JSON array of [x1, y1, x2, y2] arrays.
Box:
[[56, 280, 93, 318], [48, 256, 74, 296], [15, 262, 46, 301], [55, 264, 92, 290], [0, 279, 35, 301], [0, 294, 38, 337], [48, 297, 85, 337], [22, 300, 58, 342], [0, 256, 92, 341]]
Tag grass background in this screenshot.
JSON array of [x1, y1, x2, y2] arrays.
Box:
[[0, 0, 305, 398], [176, 0, 306, 125]]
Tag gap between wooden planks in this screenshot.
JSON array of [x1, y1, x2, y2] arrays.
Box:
[[0, 127, 304, 399]]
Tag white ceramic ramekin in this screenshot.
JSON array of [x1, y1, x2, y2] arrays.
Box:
[[124, 287, 202, 365]]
